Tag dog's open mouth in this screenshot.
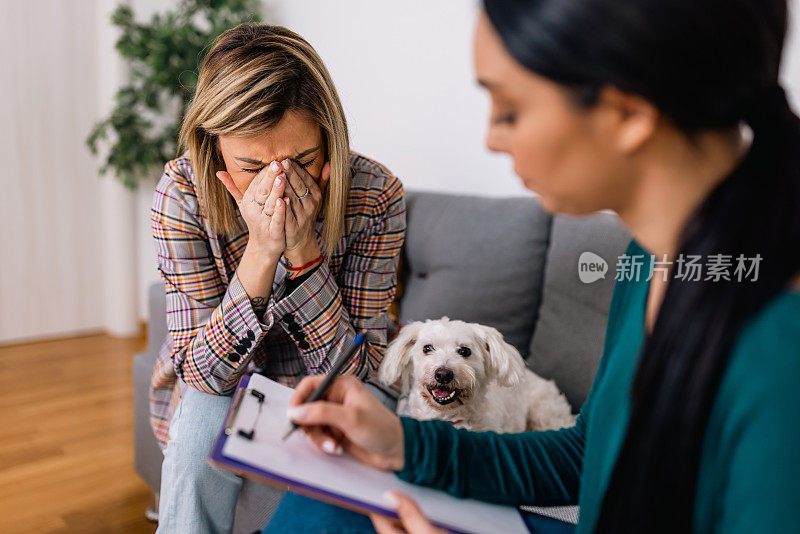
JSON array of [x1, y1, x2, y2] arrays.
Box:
[[427, 385, 462, 405]]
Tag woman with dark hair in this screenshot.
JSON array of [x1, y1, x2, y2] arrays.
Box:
[[263, 0, 800, 532]]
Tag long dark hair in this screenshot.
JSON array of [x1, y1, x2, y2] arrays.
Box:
[[483, 0, 800, 532]]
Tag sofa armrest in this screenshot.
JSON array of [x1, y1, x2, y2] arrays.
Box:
[[133, 281, 168, 491], [528, 213, 631, 410], [147, 282, 167, 354], [133, 350, 163, 491]]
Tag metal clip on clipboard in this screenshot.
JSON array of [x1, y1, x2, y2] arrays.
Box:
[[223, 384, 265, 441]]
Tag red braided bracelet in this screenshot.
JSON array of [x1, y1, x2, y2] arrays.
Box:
[[286, 254, 323, 279]]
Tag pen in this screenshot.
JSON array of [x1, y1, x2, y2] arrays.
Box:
[[282, 333, 366, 441]]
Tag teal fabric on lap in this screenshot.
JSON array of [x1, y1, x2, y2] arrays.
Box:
[[262, 493, 376, 534], [264, 493, 578, 533]]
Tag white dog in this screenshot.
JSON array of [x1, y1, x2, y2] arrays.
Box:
[[378, 317, 576, 433]]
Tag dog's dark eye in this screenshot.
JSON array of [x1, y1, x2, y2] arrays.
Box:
[[422, 344, 434, 355], [457, 346, 472, 358]]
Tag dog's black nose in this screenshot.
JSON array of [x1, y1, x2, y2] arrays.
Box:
[[434, 367, 454, 384]]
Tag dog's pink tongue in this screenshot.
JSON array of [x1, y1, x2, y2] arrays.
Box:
[[433, 388, 449, 397]]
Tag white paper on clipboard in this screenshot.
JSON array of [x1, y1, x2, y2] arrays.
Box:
[[220, 373, 529, 534]]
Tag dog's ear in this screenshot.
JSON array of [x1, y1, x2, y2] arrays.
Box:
[[480, 325, 526, 387], [378, 322, 422, 388]]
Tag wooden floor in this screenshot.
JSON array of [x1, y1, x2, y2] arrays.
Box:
[[0, 333, 157, 534]]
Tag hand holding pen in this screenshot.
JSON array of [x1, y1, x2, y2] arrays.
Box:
[[282, 333, 366, 441], [284, 342, 405, 471]]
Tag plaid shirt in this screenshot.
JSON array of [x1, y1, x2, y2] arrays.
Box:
[[149, 152, 406, 449]]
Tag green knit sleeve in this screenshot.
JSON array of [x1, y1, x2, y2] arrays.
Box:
[[397, 414, 587, 506]]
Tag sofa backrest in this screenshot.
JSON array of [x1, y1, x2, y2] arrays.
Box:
[[528, 213, 631, 410], [398, 191, 552, 357], [399, 191, 631, 411]]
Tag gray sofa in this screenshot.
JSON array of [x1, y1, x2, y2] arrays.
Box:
[[133, 191, 631, 533]]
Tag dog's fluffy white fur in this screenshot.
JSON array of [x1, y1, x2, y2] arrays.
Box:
[[378, 317, 576, 433]]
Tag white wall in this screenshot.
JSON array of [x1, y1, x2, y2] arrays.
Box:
[[1, 1, 107, 343], [783, 0, 800, 107], [268, 0, 800, 192], [129, 0, 170, 326], [0, 0, 141, 343], [266, 0, 525, 197], [2, 1, 800, 339]]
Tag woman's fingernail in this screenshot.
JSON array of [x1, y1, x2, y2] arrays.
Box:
[[270, 161, 281, 172], [275, 176, 282, 186], [322, 440, 340, 455], [286, 406, 306, 421], [382, 491, 400, 509], [281, 159, 291, 170], [215, 172, 222, 179]]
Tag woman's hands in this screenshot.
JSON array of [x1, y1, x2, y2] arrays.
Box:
[[286, 375, 405, 471], [371, 492, 449, 534], [217, 161, 287, 261], [283, 159, 331, 252], [217, 161, 287, 312], [218, 158, 331, 274]]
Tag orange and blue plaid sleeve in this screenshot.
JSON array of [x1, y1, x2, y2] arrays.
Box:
[[270, 172, 406, 380], [151, 161, 273, 396]]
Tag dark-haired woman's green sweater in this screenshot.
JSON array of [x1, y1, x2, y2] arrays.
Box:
[[397, 240, 800, 533]]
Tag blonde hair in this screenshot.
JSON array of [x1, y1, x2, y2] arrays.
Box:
[[179, 23, 350, 257]]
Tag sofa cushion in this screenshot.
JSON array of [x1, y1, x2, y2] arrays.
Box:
[[398, 191, 552, 357], [528, 213, 631, 411]]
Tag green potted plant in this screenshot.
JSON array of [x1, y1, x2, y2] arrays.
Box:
[[87, 0, 263, 188]]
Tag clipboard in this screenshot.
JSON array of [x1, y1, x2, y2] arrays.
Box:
[[209, 373, 534, 534]]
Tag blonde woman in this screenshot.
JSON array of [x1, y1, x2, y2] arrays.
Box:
[[150, 24, 406, 532]]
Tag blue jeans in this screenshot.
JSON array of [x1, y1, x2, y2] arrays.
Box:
[[156, 385, 245, 534], [157, 380, 396, 534]]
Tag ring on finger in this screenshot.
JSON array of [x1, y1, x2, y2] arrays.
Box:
[[253, 199, 265, 207], [298, 186, 310, 200]]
